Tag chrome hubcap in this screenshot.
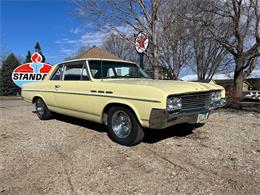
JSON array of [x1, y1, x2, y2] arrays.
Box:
[[111, 111, 131, 138], [36, 101, 44, 116]]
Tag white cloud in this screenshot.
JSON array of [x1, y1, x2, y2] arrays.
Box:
[[79, 25, 132, 46], [60, 48, 75, 55], [56, 24, 131, 46], [111, 25, 133, 35], [80, 31, 107, 46], [55, 32, 106, 47], [70, 27, 81, 35], [55, 38, 80, 45], [55, 25, 132, 58]]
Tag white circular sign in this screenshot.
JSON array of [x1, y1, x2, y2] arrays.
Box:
[[135, 32, 149, 53]]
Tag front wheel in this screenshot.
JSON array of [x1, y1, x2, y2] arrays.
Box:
[[107, 106, 144, 146], [35, 98, 53, 120]]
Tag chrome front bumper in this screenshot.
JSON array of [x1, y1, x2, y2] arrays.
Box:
[[149, 98, 226, 129]]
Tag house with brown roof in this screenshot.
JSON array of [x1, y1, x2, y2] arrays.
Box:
[[73, 46, 121, 60]]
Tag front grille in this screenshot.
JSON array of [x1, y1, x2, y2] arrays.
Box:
[[177, 92, 211, 111]]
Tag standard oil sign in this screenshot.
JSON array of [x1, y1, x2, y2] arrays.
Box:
[[12, 52, 52, 88]]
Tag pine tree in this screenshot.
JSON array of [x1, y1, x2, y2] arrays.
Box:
[[35, 42, 41, 53], [34, 41, 45, 62], [24, 50, 32, 63], [0, 53, 21, 96]]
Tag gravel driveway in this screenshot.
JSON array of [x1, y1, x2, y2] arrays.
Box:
[[0, 100, 259, 195]]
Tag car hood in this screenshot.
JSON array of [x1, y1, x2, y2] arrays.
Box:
[[103, 79, 223, 95]]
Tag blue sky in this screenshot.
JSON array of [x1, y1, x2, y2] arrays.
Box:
[[1, 0, 258, 77], [1, 0, 107, 64]]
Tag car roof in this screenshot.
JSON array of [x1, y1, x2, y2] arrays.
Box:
[[56, 58, 136, 66]]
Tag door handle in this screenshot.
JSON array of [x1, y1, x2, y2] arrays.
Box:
[[55, 85, 61, 88]]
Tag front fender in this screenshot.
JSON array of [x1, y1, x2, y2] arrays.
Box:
[[100, 98, 161, 128]]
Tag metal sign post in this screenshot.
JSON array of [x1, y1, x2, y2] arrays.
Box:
[[135, 32, 149, 69], [139, 53, 144, 69]]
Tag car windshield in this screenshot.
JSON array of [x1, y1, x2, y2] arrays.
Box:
[[88, 60, 150, 79]]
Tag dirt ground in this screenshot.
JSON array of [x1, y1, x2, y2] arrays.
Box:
[[0, 100, 259, 195]]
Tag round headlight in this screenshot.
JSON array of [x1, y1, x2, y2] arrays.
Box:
[[210, 91, 222, 108], [211, 91, 221, 101], [167, 97, 182, 112], [215, 91, 221, 101], [211, 92, 216, 102]]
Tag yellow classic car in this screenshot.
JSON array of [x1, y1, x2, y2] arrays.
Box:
[[22, 58, 226, 145]]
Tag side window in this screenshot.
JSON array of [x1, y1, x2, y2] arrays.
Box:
[[91, 69, 98, 77], [51, 65, 64, 80], [107, 68, 115, 77], [64, 63, 82, 81], [88, 60, 102, 79], [82, 65, 90, 80], [116, 67, 129, 76], [106, 67, 129, 77]]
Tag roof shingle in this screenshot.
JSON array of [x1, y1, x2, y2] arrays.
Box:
[[73, 46, 121, 60]]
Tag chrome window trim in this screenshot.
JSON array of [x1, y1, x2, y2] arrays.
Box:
[[50, 64, 65, 81], [62, 60, 90, 81]]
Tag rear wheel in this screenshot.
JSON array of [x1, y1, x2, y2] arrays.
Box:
[[35, 98, 52, 120], [107, 106, 144, 146]]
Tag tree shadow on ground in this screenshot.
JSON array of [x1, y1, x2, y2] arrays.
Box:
[[33, 111, 202, 144]]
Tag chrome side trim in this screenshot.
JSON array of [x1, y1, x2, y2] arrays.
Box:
[[91, 90, 113, 94], [53, 105, 100, 117], [22, 89, 161, 103]]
